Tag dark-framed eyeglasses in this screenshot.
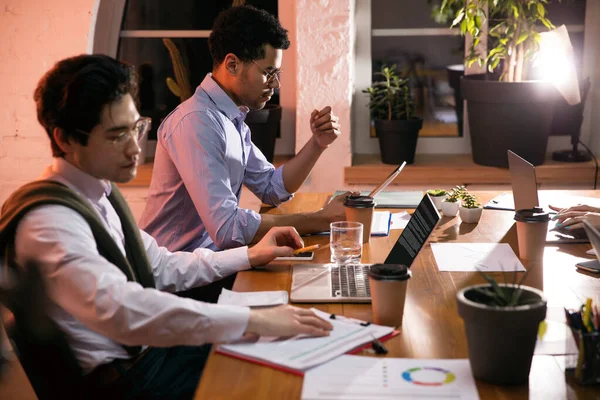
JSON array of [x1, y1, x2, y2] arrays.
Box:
[[252, 60, 283, 85], [76, 117, 151, 149]]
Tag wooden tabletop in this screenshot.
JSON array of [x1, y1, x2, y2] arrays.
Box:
[[195, 191, 600, 399]]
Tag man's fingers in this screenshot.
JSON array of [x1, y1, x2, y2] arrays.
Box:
[[297, 315, 334, 331], [317, 106, 332, 117]]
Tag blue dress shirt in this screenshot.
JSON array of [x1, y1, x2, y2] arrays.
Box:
[[140, 74, 292, 252]]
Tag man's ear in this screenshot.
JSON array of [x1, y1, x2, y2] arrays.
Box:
[[223, 53, 239, 76], [52, 127, 72, 154]]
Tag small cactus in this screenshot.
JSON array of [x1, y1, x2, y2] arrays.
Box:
[[163, 38, 192, 103]]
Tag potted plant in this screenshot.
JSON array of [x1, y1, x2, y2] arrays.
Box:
[[457, 271, 547, 384], [434, 0, 564, 167], [459, 192, 483, 224], [427, 189, 447, 211], [441, 186, 462, 217], [363, 64, 423, 165]]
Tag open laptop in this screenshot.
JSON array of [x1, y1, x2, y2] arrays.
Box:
[[291, 193, 441, 303], [332, 163, 423, 209], [508, 150, 588, 243]]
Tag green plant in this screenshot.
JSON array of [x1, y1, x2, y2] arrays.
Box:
[[163, 38, 192, 103], [435, 0, 562, 82], [445, 186, 463, 203], [427, 189, 447, 197], [461, 192, 481, 209], [363, 64, 415, 121], [469, 269, 539, 307]]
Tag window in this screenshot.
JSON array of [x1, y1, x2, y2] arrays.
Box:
[[117, 0, 278, 140]]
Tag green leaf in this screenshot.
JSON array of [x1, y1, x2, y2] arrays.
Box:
[[541, 18, 553, 30], [516, 32, 528, 45], [512, 5, 519, 18], [452, 9, 465, 27], [537, 3, 545, 18]]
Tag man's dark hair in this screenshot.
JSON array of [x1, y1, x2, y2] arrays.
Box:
[[34, 54, 138, 157], [209, 5, 290, 66]]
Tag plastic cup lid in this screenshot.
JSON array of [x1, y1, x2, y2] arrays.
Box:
[[514, 207, 551, 223], [344, 195, 375, 208], [368, 264, 411, 281]]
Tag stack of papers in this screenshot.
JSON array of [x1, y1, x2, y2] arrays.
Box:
[[218, 309, 395, 374], [217, 289, 288, 307], [302, 355, 480, 399], [332, 190, 423, 208]]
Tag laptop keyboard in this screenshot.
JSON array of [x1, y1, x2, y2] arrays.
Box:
[[331, 264, 371, 298]]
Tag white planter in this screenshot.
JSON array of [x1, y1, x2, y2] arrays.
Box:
[[430, 195, 447, 210], [459, 206, 483, 224], [441, 200, 459, 217]]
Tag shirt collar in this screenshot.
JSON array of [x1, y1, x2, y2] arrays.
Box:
[[198, 73, 249, 122], [49, 158, 112, 202]]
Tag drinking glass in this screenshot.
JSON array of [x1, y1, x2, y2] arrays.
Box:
[[330, 221, 363, 264]]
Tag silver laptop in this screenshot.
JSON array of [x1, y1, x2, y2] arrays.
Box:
[[508, 150, 588, 243], [291, 193, 441, 303]]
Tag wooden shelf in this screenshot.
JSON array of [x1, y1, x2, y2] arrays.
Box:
[[118, 154, 596, 190], [346, 154, 597, 189]]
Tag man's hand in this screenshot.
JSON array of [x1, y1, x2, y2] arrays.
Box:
[[316, 191, 353, 224], [247, 227, 304, 267], [310, 106, 340, 149], [550, 204, 600, 231], [246, 305, 333, 337]]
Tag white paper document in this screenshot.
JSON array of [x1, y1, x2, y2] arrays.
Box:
[[390, 211, 410, 230], [371, 211, 391, 236], [587, 248, 597, 256], [302, 355, 480, 400], [431, 243, 526, 272], [218, 309, 395, 372], [217, 288, 288, 307]]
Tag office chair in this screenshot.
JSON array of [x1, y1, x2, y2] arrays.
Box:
[[1, 261, 84, 399]]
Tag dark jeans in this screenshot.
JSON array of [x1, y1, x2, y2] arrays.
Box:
[[90, 345, 212, 400]]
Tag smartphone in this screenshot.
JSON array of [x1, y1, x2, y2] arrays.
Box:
[[576, 260, 600, 273], [274, 252, 315, 261]]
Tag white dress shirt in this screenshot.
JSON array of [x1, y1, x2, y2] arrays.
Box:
[[14, 158, 252, 373]]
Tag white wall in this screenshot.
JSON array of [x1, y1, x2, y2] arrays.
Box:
[[0, 0, 96, 204]]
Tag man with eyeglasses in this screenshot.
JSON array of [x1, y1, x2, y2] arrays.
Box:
[[140, 5, 349, 253], [0, 54, 332, 399]]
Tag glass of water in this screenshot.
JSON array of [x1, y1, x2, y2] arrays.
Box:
[[330, 221, 363, 264]]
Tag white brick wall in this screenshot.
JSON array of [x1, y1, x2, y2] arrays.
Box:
[[0, 0, 95, 203]]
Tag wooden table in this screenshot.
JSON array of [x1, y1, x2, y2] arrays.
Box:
[[195, 191, 600, 399]]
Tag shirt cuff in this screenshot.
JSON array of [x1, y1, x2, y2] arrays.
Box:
[[196, 303, 251, 342], [213, 246, 252, 276], [270, 166, 294, 204]]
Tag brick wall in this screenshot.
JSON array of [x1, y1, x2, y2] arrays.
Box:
[[0, 0, 95, 203]]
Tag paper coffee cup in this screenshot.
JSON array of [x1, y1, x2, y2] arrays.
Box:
[[514, 207, 550, 261], [344, 195, 375, 243], [368, 264, 411, 327]]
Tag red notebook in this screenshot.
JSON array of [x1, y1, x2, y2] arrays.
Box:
[[216, 309, 399, 376]]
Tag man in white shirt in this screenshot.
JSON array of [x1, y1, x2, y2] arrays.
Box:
[[2, 54, 332, 399]]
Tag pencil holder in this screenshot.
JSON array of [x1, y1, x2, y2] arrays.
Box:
[[566, 330, 600, 385]]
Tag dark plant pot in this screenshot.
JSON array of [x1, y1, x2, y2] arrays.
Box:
[[246, 104, 282, 163], [447, 64, 465, 136], [457, 284, 547, 385], [374, 119, 423, 165], [461, 74, 560, 168]]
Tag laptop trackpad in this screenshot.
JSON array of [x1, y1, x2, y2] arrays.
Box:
[[291, 265, 331, 301]]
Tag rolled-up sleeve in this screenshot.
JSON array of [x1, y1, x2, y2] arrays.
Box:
[[243, 139, 293, 207], [163, 111, 261, 249]]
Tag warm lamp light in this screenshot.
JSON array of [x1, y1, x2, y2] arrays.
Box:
[[537, 25, 580, 105], [533, 25, 592, 163]]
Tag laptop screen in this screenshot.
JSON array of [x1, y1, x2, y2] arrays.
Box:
[[384, 194, 441, 266]]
